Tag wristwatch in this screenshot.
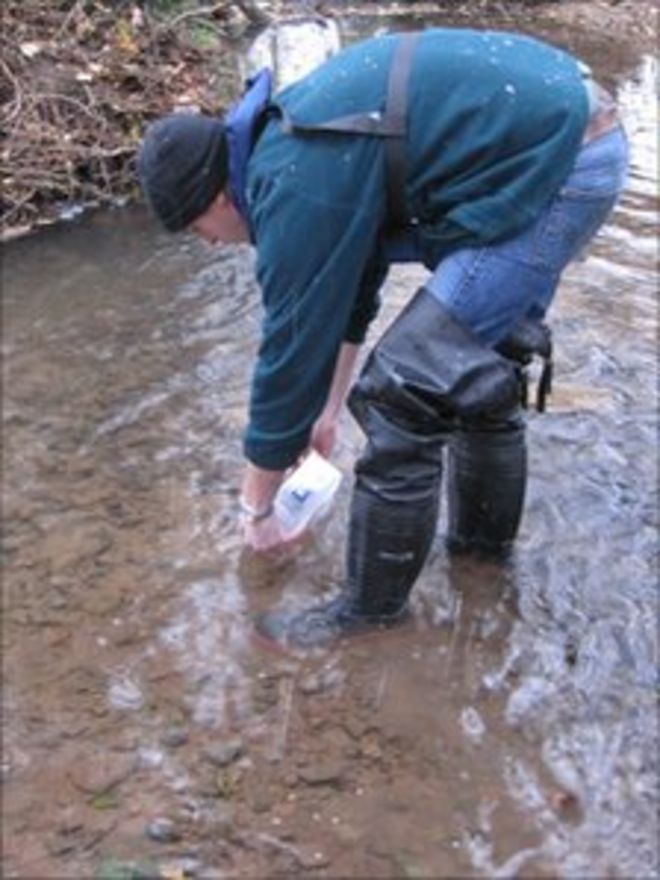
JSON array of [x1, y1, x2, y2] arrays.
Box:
[[239, 496, 274, 524]]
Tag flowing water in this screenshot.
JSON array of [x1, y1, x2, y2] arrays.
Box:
[[2, 12, 658, 880]]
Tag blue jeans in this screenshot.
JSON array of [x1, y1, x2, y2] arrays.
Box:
[[424, 127, 629, 345]]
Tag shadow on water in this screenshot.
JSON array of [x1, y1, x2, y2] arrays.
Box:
[[2, 16, 658, 880]]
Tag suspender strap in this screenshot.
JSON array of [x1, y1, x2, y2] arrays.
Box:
[[279, 110, 405, 137], [385, 31, 420, 228], [276, 32, 421, 228]]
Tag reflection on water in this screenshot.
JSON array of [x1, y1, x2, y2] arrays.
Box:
[[159, 575, 252, 729], [2, 30, 658, 880]]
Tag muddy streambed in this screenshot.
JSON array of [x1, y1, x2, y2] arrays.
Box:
[[2, 12, 658, 880]]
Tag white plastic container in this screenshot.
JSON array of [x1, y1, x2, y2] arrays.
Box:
[[274, 451, 342, 535]]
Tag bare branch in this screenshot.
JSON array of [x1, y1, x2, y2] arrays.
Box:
[[156, 2, 232, 33]]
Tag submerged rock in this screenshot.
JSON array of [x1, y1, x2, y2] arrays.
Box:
[[247, 782, 275, 814], [298, 759, 346, 787], [161, 727, 189, 749], [145, 817, 181, 844], [69, 751, 136, 795], [296, 846, 331, 869], [203, 739, 243, 768], [95, 859, 160, 880]]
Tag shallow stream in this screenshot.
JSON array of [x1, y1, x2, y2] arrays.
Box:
[[2, 10, 658, 880]]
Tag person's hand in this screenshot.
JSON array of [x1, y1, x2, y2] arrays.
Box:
[[241, 511, 306, 555], [309, 414, 338, 459]]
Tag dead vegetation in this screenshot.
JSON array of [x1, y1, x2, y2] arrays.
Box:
[[0, 0, 655, 240], [0, 0, 256, 239]]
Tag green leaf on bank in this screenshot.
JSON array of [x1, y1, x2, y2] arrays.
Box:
[[90, 790, 120, 810]]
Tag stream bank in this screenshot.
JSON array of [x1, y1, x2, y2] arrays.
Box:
[[1, 0, 656, 240]]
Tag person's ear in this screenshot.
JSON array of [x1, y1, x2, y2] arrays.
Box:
[[216, 190, 233, 210]]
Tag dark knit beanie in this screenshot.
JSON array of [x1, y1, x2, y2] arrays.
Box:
[[137, 113, 229, 232]]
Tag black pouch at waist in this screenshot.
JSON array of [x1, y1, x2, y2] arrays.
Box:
[[496, 319, 553, 412]]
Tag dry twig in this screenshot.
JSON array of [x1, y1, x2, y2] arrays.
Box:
[[0, 0, 241, 238]]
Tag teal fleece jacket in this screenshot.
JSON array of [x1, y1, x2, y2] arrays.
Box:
[[242, 28, 589, 469]]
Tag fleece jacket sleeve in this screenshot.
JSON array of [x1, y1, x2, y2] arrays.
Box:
[[245, 184, 382, 470]]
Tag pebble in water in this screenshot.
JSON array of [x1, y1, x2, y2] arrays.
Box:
[[460, 706, 487, 744], [203, 739, 243, 768], [161, 727, 189, 749], [146, 817, 181, 844]]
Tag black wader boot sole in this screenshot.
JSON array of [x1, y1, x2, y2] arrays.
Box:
[[252, 597, 411, 651]]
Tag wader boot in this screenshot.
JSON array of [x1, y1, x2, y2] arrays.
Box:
[[445, 407, 526, 559], [446, 318, 552, 558], [256, 288, 520, 649]]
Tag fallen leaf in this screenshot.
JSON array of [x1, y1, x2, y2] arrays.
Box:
[[90, 791, 120, 811], [131, 5, 145, 30], [115, 20, 138, 55], [160, 867, 186, 880], [19, 41, 42, 58]]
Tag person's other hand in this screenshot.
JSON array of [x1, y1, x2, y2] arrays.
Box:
[[309, 414, 338, 459]]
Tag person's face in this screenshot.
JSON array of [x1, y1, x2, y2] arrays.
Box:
[[190, 191, 250, 245]]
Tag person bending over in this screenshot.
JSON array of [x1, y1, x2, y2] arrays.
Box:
[[138, 28, 628, 648]]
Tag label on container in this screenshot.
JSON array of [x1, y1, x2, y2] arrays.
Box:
[[274, 451, 342, 534]]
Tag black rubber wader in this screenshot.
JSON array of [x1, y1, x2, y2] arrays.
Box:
[[256, 287, 523, 648], [445, 408, 527, 558], [445, 318, 553, 558]]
